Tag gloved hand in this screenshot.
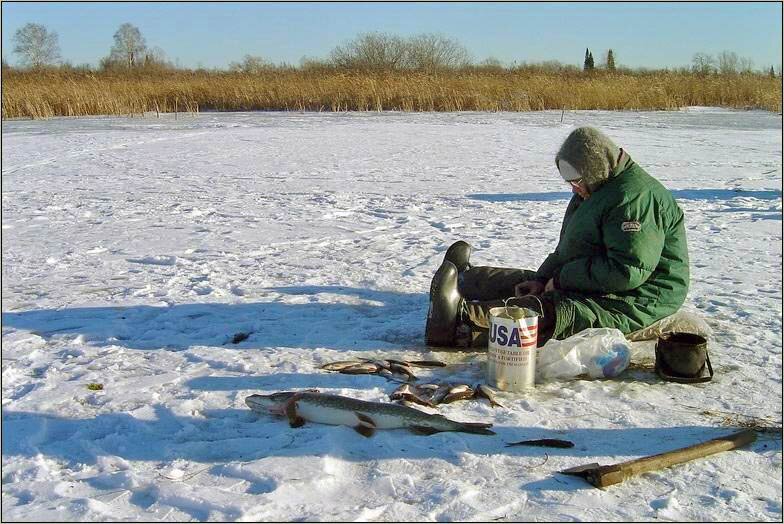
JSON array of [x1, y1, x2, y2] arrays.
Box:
[[515, 280, 545, 297]]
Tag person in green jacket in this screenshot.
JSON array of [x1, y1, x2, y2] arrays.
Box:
[[425, 126, 690, 348]]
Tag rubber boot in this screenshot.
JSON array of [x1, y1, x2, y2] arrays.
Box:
[[425, 261, 463, 347], [444, 241, 472, 273]]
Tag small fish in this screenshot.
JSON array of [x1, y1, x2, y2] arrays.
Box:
[[411, 383, 439, 403], [430, 384, 453, 405], [246, 391, 495, 437], [320, 360, 363, 371], [474, 384, 504, 408], [442, 384, 475, 404], [390, 384, 436, 407], [360, 358, 392, 370], [388, 362, 417, 381], [406, 360, 447, 368], [385, 358, 445, 369], [338, 362, 382, 375], [377, 368, 408, 383], [505, 439, 575, 449]]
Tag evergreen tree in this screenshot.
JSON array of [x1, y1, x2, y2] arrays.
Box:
[[583, 48, 591, 71], [587, 52, 595, 70], [770, 66, 776, 78], [607, 49, 616, 71]]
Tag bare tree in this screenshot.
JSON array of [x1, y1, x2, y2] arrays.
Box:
[[143, 46, 170, 67], [691, 52, 715, 75], [405, 33, 471, 72], [300, 55, 333, 72], [229, 54, 271, 74], [737, 56, 754, 74], [109, 23, 147, 68], [515, 60, 579, 74], [12, 22, 61, 68], [330, 32, 408, 71], [717, 51, 739, 75], [476, 57, 504, 72]]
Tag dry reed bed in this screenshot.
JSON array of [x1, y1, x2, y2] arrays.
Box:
[[2, 70, 781, 119]]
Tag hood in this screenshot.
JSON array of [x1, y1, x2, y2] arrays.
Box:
[[555, 127, 632, 192]]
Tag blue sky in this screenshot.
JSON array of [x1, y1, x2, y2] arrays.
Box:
[[2, 2, 782, 70]]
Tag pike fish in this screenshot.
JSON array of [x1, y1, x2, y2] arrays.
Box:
[[245, 390, 495, 437]]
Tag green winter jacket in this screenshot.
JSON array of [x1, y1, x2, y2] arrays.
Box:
[[535, 153, 690, 339]]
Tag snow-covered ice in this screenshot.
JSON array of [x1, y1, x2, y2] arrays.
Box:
[[2, 109, 782, 521]]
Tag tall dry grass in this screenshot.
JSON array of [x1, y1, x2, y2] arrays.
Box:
[[2, 68, 781, 119]]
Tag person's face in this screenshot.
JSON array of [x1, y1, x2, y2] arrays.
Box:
[[568, 178, 591, 199]]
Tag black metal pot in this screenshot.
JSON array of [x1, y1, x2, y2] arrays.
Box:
[[655, 332, 713, 383]]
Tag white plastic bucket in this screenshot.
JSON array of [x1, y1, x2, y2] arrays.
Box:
[[487, 305, 538, 392]]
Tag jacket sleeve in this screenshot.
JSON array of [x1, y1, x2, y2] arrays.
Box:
[[554, 199, 665, 293], [535, 252, 561, 282], [535, 195, 583, 282]]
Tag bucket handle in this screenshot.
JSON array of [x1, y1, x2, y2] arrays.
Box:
[[502, 296, 545, 319]]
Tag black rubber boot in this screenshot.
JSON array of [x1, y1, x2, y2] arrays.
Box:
[[444, 241, 472, 273], [425, 261, 463, 347]]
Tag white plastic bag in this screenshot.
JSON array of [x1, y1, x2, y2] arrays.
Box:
[[536, 328, 631, 381]]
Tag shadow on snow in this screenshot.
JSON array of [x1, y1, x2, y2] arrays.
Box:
[[2, 405, 755, 486], [2, 286, 428, 352]]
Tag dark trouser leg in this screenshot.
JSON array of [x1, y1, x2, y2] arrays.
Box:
[[463, 295, 556, 347], [459, 266, 539, 301], [456, 266, 552, 347]]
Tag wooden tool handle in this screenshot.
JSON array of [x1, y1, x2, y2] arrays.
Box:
[[587, 429, 757, 488]]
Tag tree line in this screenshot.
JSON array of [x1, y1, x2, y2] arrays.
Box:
[[7, 21, 782, 78]]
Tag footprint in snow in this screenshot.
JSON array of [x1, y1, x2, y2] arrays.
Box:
[[126, 255, 177, 266], [429, 221, 464, 232]]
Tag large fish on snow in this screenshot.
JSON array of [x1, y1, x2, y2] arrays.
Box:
[[245, 390, 494, 437]]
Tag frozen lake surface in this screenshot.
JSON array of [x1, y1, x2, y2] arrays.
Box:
[[2, 108, 782, 521]]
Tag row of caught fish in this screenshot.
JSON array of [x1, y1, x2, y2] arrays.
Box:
[[320, 357, 446, 382], [319, 358, 502, 407], [390, 382, 503, 408]]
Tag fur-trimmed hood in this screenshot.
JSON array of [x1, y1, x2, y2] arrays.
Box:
[[555, 127, 631, 192]]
